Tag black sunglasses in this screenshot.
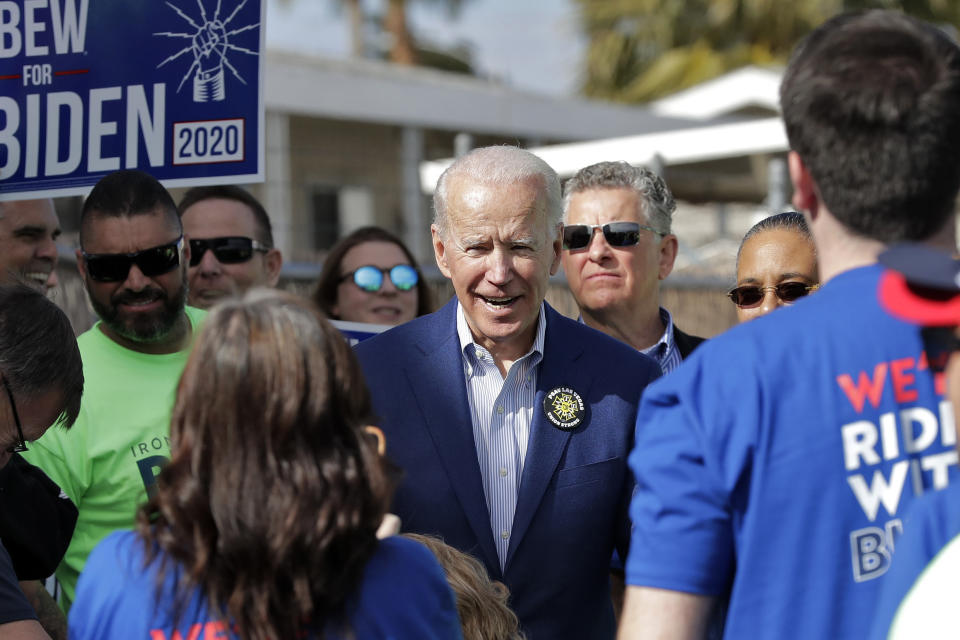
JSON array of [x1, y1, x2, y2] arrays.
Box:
[[921, 326, 960, 373], [562, 222, 661, 250], [82, 237, 184, 283], [727, 281, 819, 308], [189, 237, 269, 267], [340, 264, 419, 292], [2, 375, 27, 454]]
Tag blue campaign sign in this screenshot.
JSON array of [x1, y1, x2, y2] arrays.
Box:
[[0, 0, 264, 200], [331, 319, 392, 347]]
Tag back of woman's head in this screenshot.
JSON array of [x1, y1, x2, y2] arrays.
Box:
[[139, 289, 390, 640], [404, 534, 525, 640]]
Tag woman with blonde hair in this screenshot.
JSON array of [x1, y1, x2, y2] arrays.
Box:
[[68, 290, 461, 640], [405, 533, 525, 640]]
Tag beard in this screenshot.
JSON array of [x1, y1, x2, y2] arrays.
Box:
[[89, 274, 188, 345]]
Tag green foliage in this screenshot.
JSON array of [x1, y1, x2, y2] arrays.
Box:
[[576, 0, 960, 102]]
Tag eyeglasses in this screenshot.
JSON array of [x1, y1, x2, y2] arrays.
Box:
[[921, 326, 960, 373], [562, 222, 662, 250], [189, 237, 269, 267], [1, 375, 27, 454], [727, 282, 819, 308], [82, 237, 184, 283], [341, 265, 419, 292]]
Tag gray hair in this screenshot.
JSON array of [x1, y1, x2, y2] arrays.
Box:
[[562, 161, 676, 235], [736, 211, 815, 271], [433, 146, 562, 238]]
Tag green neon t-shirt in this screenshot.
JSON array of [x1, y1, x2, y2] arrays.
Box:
[[23, 306, 206, 611]]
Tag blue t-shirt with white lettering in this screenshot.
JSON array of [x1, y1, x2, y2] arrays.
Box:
[[69, 531, 463, 640], [626, 264, 958, 639]]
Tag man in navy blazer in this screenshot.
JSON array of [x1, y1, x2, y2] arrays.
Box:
[[355, 146, 660, 639]]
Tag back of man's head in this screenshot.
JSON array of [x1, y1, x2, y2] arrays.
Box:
[[80, 170, 180, 248], [0, 285, 83, 430], [178, 185, 274, 247], [780, 10, 960, 244]]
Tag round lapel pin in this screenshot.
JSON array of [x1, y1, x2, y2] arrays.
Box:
[[544, 387, 585, 431]]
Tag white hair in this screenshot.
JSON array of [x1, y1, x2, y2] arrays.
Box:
[[433, 146, 562, 238]]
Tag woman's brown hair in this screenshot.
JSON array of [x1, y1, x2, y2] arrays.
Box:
[[404, 534, 525, 640], [313, 226, 432, 319], [137, 289, 391, 640]]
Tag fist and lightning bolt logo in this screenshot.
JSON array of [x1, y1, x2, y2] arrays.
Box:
[[154, 0, 259, 103]]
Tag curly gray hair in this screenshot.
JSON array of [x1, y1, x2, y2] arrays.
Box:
[[562, 161, 676, 235]]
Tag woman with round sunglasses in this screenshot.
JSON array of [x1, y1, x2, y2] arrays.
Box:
[[314, 227, 431, 326], [68, 290, 462, 640], [730, 211, 819, 322]]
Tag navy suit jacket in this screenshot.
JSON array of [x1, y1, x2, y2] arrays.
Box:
[[356, 299, 660, 639]]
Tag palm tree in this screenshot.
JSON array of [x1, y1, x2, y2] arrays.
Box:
[[333, 0, 469, 65], [576, 0, 960, 102]]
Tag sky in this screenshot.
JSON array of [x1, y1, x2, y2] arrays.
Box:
[[265, 0, 586, 97]]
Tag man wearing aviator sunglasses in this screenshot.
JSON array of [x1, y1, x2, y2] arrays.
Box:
[[561, 161, 704, 374], [23, 170, 207, 612], [180, 186, 283, 309]]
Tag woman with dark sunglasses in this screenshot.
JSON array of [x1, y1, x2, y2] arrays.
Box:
[[314, 227, 432, 326], [730, 212, 819, 322], [68, 290, 461, 640]]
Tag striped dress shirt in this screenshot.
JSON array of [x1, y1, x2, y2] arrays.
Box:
[[640, 307, 683, 375], [457, 302, 546, 570]]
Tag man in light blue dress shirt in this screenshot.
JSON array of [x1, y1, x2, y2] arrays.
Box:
[[355, 146, 660, 639]]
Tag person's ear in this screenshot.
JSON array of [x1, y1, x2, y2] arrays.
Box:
[[549, 223, 562, 276], [432, 225, 452, 279], [181, 234, 191, 268], [658, 234, 678, 280], [264, 248, 283, 287], [788, 151, 819, 215], [75, 249, 87, 280]]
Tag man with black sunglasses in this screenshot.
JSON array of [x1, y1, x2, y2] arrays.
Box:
[[22, 170, 206, 613], [561, 161, 704, 375], [179, 185, 283, 309], [620, 11, 960, 640], [0, 285, 83, 640]]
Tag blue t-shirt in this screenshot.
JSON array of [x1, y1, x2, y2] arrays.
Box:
[[69, 531, 463, 640], [870, 480, 960, 638], [626, 264, 958, 639]]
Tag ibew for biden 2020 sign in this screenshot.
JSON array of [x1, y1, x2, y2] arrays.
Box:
[[0, 0, 264, 200]]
